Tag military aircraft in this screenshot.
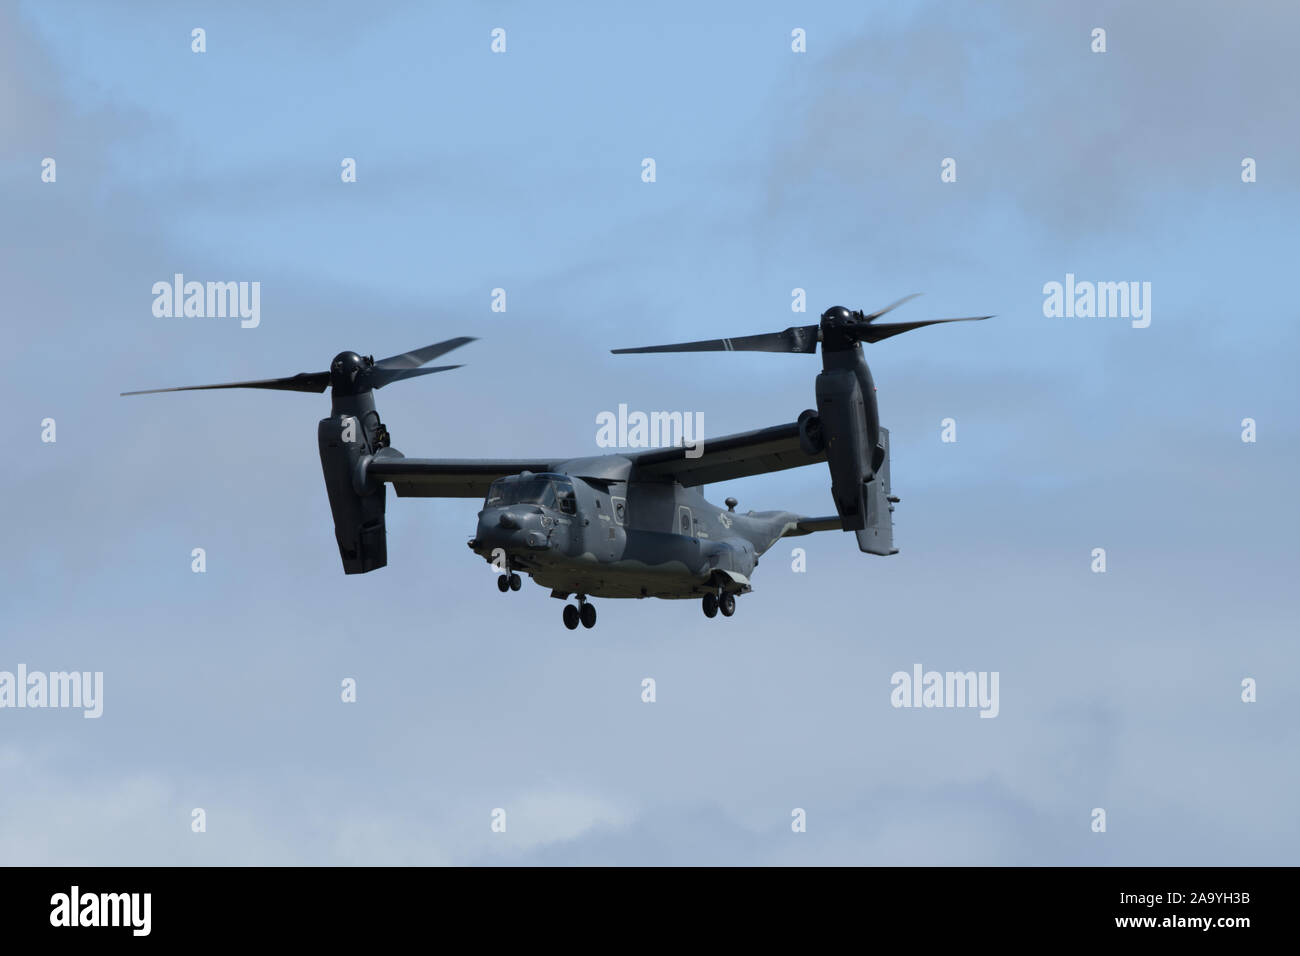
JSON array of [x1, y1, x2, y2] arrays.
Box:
[[122, 299, 988, 629]]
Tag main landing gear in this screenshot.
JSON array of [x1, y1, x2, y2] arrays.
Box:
[[497, 571, 521, 593], [563, 596, 597, 630], [702, 590, 736, 619]]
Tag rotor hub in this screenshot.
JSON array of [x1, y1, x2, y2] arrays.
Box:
[[819, 306, 863, 351], [330, 351, 368, 391]]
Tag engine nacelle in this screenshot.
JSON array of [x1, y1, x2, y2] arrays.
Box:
[[797, 408, 825, 456], [814, 365, 873, 531], [807, 345, 892, 552], [318, 398, 388, 574]]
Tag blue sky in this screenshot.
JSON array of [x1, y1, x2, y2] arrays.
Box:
[[2, 0, 1297, 864]]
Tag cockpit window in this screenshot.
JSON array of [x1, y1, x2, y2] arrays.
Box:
[[512, 477, 556, 508], [485, 478, 510, 507], [486, 474, 575, 511]]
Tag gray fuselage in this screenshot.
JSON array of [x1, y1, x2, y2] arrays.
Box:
[[468, 457, 800, 600]]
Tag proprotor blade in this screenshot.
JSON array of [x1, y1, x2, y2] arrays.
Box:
[[122, 336, 476, 397], [375, 336, 476, 369], [861, 293, 923, 322], [612, 325, 819, 354], [120, 371, 330, 396], [856, 315, 992, 343], [367, 363, 463, 389]]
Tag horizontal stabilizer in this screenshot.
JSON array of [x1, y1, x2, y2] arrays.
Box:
[[782, 515, 844, 537]]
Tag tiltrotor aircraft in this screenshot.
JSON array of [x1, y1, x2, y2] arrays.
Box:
[[122, 298, 988, 629]]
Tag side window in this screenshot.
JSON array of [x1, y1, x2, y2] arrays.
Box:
[[557, 488, 576, 515], [612, 496, 627, 525]]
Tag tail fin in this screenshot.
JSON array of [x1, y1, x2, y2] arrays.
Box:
[[856, 426, 898, 555]]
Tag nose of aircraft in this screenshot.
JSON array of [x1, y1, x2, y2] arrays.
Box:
[[473, 507, 552, 557]]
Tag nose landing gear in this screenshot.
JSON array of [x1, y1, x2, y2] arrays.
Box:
[[497, 570, 522, 593], [563, 595, 597, 629]]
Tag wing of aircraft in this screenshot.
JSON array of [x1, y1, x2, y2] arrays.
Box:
[[364, 450, 558, 498], [362, 419, 826, 498], [628, 420, 825, 486]]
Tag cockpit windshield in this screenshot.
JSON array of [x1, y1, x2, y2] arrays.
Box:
[[486, 474, 576, 512]]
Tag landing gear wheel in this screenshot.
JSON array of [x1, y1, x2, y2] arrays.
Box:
[[497, 574, 510, 593], [509, 572, 521, 591], [580, 602, 597, 628], [563, 604, 580, 630], [719, 592, 736, 617], [702, 593, 718, 618]]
